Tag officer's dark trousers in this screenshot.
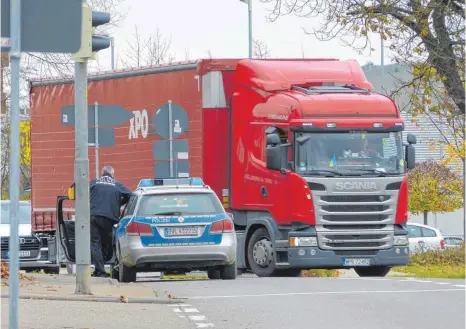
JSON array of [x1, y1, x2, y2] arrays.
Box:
[[90, 216, 114, 276]]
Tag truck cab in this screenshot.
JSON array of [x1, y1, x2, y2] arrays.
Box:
[[229, 59, 416, 277]]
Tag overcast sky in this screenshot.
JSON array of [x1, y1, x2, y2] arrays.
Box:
[[96, 0, 392, 70]]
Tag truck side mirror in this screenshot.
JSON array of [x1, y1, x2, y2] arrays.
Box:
[[406, 144, 415, 169], [266, 146, 283, 171], [407, 133, 417, 144], [266, 133, 280, 146]]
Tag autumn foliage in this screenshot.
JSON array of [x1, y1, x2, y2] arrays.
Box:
[[408, 161, 463, 219]]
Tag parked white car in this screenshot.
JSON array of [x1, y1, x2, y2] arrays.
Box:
[[406, 223, 445, 254], [443, 236, 464, 249]]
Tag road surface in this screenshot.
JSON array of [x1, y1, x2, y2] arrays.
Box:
[[140, 273, 465, 329]]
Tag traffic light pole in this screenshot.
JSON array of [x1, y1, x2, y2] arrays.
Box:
[[74, 58, 92, 295], [9, 0, 22, 326], [72, 1, 111, 295]]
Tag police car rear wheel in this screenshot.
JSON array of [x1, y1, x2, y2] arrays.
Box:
[[207, 268, 221, 280], [118, 247, 137, 283], [220, 262, 237, 280]]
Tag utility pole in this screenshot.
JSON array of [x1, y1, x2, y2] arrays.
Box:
[[380, 36, 384, 94], [110, 37, 115, 70], [8, 0, 21, 327], [72, 2, 111, 294], [240, 0, 252, 59]]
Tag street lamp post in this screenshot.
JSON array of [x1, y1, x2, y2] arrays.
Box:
[[240, 0, 252, 59]]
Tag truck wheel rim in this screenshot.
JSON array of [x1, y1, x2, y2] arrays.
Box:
[[252, 238, 272, 267]]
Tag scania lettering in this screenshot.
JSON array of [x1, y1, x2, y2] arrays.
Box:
[[28, 58, 416, 277], [335, 182, 378, 191]]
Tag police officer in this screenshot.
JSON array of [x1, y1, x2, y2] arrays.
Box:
[[90, 165, 132, 277]]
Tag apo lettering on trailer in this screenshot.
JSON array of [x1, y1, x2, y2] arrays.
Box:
[[128, 109, 149, 139], [60, 101, 191, 178]]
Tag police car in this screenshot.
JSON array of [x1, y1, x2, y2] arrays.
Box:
[[112, 177, 237, 282]]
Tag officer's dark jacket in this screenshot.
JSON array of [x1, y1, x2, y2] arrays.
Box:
[[90, 174, 133, 222]]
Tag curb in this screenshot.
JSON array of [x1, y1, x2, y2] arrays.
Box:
[[1, 294, 185, 304]]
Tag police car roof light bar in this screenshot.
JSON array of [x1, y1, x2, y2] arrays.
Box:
[[137, 177, 205, 188]]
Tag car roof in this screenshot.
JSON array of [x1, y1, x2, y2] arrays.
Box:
[[406, 222, 442, 232], [135, 186, 215, 196]]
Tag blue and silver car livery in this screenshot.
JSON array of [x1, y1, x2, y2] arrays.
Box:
[[113, 178, 237, 282]]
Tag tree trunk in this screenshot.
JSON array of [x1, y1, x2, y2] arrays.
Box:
[[423, 211, 428, 226]]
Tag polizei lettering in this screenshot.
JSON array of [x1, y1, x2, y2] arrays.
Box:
[[129, 109, 149, 139], [335, 182, 377, 191]]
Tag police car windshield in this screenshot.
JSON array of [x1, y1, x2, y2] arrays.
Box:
[[137, 193, 224, 216]]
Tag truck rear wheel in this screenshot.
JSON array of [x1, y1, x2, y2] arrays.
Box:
[[247, 227, 277, 277], [354, 266, 391, 277]]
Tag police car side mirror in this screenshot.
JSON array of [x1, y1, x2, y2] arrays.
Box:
[[226, 212, 234, 221]]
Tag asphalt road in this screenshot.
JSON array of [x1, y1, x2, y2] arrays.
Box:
[[140, 273, 466, 329]]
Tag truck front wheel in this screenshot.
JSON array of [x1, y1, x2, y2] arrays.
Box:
[[354, 266, 391, 277], [247, 227, 277, 277]]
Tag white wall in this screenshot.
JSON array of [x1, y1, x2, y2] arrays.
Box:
[[408, 208, 465, 238]]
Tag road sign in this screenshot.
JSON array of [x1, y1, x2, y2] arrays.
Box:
[[61, 104, 133, 126], [0, 0, 82, 53]]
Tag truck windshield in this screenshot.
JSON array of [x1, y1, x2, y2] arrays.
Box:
[[0, 202, 32, 224], [295, 131, 405, 176], [137, 193, 225, 216]]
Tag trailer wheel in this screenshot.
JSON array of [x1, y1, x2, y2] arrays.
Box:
[[354, 266, 391, 277], [118, 246, 137, 283], [247, 227, 277, 277]]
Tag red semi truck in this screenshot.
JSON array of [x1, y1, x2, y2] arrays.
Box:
[[29, 58, 417, 277]]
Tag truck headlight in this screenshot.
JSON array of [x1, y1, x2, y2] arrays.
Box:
[[394, 235, 408, 246], [289, 237, 317, 247]]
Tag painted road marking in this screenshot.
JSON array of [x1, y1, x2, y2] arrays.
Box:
[[181, 288, 465, 300], [167, 302, 215, 328], [454, 285, 466, 288], [184, 308, 200, 313], [433, 282, 451, 285]]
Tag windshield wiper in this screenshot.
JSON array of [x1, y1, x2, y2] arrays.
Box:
[[304, 169, 344, 176], [348, 168, 395, 176], [151, 211, 182, 216]]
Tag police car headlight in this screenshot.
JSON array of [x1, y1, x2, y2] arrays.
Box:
[[289, 237, 317, 247], [394, 235, 408, 246]]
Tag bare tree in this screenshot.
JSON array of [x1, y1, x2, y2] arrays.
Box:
[[184, 49, 191, 61], [121, 25, 176, 68], [1, 0, 128, 196], [205, 50, 213, 59], [261, 0, 465, 163], [253, 39, 271, 59]]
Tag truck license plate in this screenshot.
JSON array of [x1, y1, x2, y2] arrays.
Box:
[[343, 258, 370, 266], [165, 226, 199, 237]]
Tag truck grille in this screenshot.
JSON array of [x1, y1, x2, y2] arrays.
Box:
[[308, 177, 402, 251], [317, 231, 393, 250], [316, 194, 395, 225]]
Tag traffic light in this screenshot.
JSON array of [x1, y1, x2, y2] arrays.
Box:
[[72, 3, 111, 62]]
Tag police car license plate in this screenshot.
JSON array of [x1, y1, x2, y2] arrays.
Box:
[[165, 226, 199, 237]]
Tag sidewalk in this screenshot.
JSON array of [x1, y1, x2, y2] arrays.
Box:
[[1, 272, 193, 329]]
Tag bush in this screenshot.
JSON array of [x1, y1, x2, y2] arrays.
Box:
[[302, 269, 340, 277], [394, 247, 465, 279], [409, 246, 465, 266]]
